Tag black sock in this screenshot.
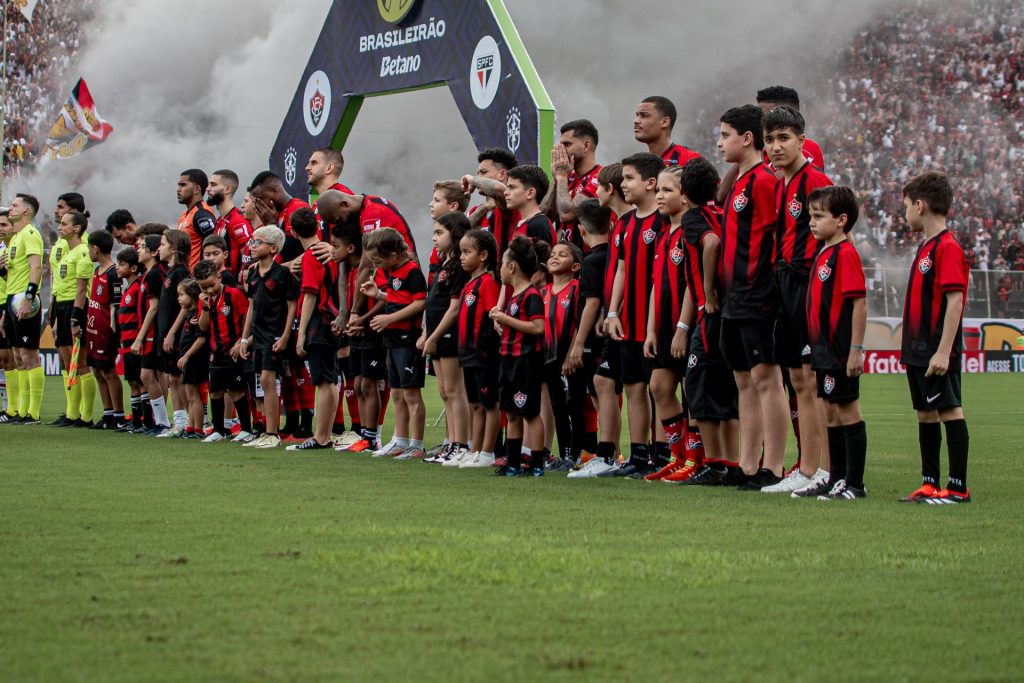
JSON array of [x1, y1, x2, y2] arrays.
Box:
[[130, 395, 143, 427], [944, 419, 969, 493], [211, 398, 226, 436], [843, 421, 867, 489], [651, 441, 671, 468], [300, 408, 314, 434], [530, 447, 548, 470], [234, 398, 252, 433], [351, 421, 362, 435], [283, 411, 299, 435], [333, 421, 346, 434], [629, 443, 650, 468], [506, 438, 523, 469], [597, 441, 616, 465], [140, 393, 154, 428], [918, 422, 942, 487], [827, 426, 847, 486]]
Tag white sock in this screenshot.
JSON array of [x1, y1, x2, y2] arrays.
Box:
[[410, 439, 423, 450], [150, 396, 170, 426], [173, 409, 187, 428], [395, 436, 410, 448]]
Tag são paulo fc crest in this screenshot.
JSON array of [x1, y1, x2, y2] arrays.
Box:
[[688, 354, 697, 368], [284, 147, 298, 185], [509, 303, 519, 316], [918, 256, 932, 275], [465, 293, 476, 307], [642, 228, 656, 244], [823, 375, 835, 395], [470, 36, 501, 109], [391, 277, 402, 290], [506, 106, 521, 153], [733, 192, 749, 212], [788, 199, 802, 219], [670, 247, 685, 265], [817, 264, 832, 282], [513, 391, 527, 408]]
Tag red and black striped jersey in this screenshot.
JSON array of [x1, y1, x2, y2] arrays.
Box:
[[501, 285, 545, 357], [382, 258, 426, 346], [807, 241, 866, 370], [616, 209, 664, 342], [604, 217, 626, 307], [360, 195, 417, 256], [720, 162, 779, 319], [476, 205, 519, 257], [299, 250, 340, 346], [651, 223, 687, 336], [512, 213, 556, 246], [681, 206, 722, 315], [458, 271, 500, 367], [775, 162, 832, 275], [661, 143, 701, 167], [87, 264, 120, 349], [214, 207, 254, 278], [278, 197, 309, 237], [117, 277, 147, 353], [559, 165, 602, 247], [901, 230, 969, 369], [313, 182, 355, 241], [544, 279, 579, 363], [208, 285, 249, 355]]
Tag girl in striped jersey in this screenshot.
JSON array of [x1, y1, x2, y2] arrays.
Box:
[[542, 241, 583, 469]]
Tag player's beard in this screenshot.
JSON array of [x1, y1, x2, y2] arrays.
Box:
[[207, 191, 224, 206]]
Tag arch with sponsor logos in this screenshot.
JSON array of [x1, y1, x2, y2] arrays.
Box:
[[269, 0, 555, 199]]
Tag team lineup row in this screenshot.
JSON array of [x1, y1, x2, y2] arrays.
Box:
[[0, 89, 971, 503]]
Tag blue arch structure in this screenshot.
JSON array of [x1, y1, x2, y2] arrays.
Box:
[[269, 0, 555, 198]]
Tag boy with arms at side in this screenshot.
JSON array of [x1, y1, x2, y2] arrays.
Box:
[[84, 230, 125, 430], [115, 248, 150, 432], [239, 226, 299, 449], [605, 152, 666, 478], [133, 233, 171, 433], [194, 259, 253, 443], [760, 106, 833, 494], [716, 105, 790, 489], [803, 186, 869, 500], [898, 172, 971, 505]]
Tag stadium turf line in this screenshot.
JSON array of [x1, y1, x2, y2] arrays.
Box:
[[1, 375, 1022, 682]]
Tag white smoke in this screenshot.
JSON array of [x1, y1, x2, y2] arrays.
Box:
[[11, 0, 894, 247]]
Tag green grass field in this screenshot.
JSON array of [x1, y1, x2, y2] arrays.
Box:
[[2, 374, 1022, 682]]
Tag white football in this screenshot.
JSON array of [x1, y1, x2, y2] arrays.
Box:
[[10, 292, 41, 316]]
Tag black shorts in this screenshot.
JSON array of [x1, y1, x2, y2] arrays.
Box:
[[307, 344, 339, 386], [432, 330, 459, 359], [210, 360, 247, 393], [88, 354, 116, 371], [652, 329, 687, 375], [463, 364, 498, 409], [619, 340, 651, 385], [5, 296, 42, 350], [122, 352, 142, 384], [141, 344, 161, 371], [906, 365, 962, 412], [53, 300, 75, 347], [775, 268, 812, 369], [87, 334, 118, 371], [594, 337, 622, 386], [162, 348, 182, 377], [387, 345, 425, 389], [253, 346, 285, 375], [358, 345, 388, 380], [685, 318, 738, 421], [182, 352, 210, 386], [575, 351, 598, 398], [815, 369, 860, 404], [499, 353, 543, 417], [720, 317, 779, 371]]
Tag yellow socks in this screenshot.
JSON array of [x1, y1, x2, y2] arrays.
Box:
[[79, 372, 98, 423], [67, 375, 82, 421], [6, 369, 20, 417], [27, 366, 44, 420]]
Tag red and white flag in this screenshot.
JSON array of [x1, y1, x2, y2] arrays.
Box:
[[44, 78, 114, 161]]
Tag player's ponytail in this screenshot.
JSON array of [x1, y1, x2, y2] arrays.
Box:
[[65, 211, 88, 237], [506, 235, 538, 277]]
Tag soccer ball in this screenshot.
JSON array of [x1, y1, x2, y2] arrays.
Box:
[[10, 292, 40, 316]]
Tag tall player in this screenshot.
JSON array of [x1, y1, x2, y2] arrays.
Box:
[[207, 169, 253, 279], [463, 147, 518, 255], [176, 169, 218, 270], [2, 194, 44, 424], [47, 192, 88, 426], [760, 106, 833, 495], [633, 96, 701, 167], [542, 119, 602, 248], [716, 105, 790, 490], [307, 148, 354, 198]]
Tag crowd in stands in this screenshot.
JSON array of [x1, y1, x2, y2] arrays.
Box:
[[2, 0, 92, 177]]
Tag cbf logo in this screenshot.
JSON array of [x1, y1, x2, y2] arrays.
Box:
[[506, 106, 521, 153], [470, 36, 501, 109], [302, 70, 331, 136], [823, 375, 835, 395], [733, 192, 749, 212], [918, 255, 932, 275], [817, 263, 832, 282], [284, 147, 298, 185], [788, 199, 802, 219], [377, 0, 417, 23]]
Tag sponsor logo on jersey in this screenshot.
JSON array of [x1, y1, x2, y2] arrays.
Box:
[[688, 354, 697, 368]]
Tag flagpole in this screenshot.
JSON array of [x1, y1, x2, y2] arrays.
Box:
[[1, 1, 8, 204]]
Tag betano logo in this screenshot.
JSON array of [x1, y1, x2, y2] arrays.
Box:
[[378, 0, 417, 24]]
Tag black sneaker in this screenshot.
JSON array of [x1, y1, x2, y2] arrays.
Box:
[[738, 468, 782, 491], [115, 422, 134, 433], [89, 420, 110, 430], [73, 419, 95, 428], [0, 412, 10, 424], [285, 437, 333, 451], [627, 464, 658, 480], [792, 478, 832, 499], [546, 457, 574, 472], [722, 466, 748, 487], [21, 415, 41, 425], [56, 416, 77, 427], [599, 462, 639, 478], [818, 480, 867, 501], [47, 414, 68, 426], [678, 464, 727, 487]]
